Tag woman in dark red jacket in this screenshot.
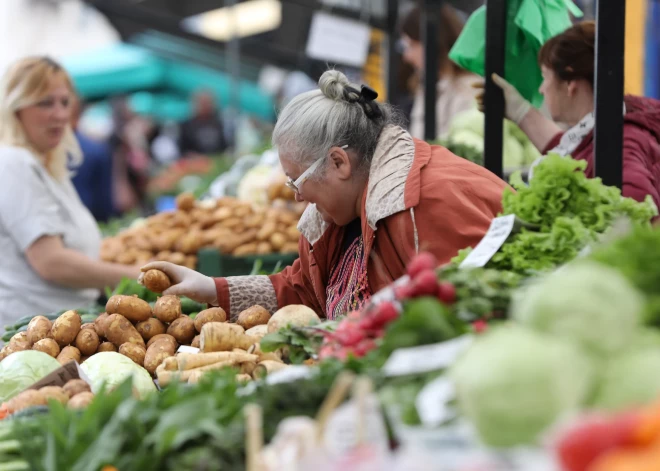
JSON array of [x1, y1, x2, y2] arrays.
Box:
[[488, 21, 660, 208]]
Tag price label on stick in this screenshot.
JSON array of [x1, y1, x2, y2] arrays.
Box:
[[382, 336, 474, 377], [459, 214, 516, 269]]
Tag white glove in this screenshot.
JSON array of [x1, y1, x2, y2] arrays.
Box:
[[139, 261, 218, 305], [473, 73, 532, 124]]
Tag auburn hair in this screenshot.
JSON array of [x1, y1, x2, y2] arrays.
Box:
[[538, 21, 595, 88]]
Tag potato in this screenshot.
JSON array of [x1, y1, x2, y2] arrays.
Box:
[[97, 342, 117, 353], [176, 192, 195, 211], [154, 295, 182, 323], [194, 308, 227, 333], [154, 250, 173, 261], [94, 313, 110, 338], [7, 390, 46, 414], [142, 269, 171, 293], [167, 316, 196, 345], [257, 222, 277, 241], [144, 338, 177, 375], [184, 255, 198, 270], [57, 346, 81, 365], [237, 306, 271, 330], [256, 242, 272, 254], [105, 295, 152, 323], [136, 318, 167, 342], [33, 338, 61, 358], [169, 252, 186, 265], [269, 232, 287, 251], [10, 331, 32, 349], [104, 314, 145, 348], [245, 324, 269, 340], [39, 386, 70, 405], [68, 391, 94, 409], [232, 243, 257, 256], [191, 335, 200, 348], [80, 323, 95, 331], [49, 311, 83, 345], [63, 379, 90, 398], [175, 232, 203, 254], [119, 343, 146, 366], [0, 343, 26, 361], [200, 322, 256, 352], [74, 329, 100, 357], [146, 333, 178, 350], [281, 242, 299, 254], [267, 305, 321, 333], [27, 316, 52, 344], [286, 225, 300, 241]]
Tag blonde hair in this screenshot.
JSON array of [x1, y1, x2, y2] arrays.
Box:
[[0, 56, 82, 181]]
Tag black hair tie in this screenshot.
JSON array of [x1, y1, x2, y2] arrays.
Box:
[[342, 85, 383, 120]]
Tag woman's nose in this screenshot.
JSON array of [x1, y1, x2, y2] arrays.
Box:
[[295, 192, 304, 203]]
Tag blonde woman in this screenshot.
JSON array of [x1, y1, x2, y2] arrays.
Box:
[[0, 57, 140, 324]]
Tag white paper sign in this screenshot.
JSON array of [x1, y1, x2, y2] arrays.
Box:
[[459, 214, 516, 269], [177, 345, 200, 354], [367, 275, 410, 306], [265, 365, 314, 385], [415, 377, 456, 427], [382, 336, 473, 377], [323, 394, 389, 457], [306, 12, 371, 67]]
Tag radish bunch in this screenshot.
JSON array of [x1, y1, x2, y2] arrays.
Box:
[[319, 252, 459, 360]]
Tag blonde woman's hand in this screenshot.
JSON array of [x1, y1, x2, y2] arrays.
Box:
[[139, 261, 217, 305], [472, 73, 532, 124]]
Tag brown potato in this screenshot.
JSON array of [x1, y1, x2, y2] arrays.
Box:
[[27, 316, 52, 345], [256, 242, 272, 254], [142, 269, 171, 293], [146, 333, 178, 350], [80, 323, 95, 331], [280, 242, 299, 254], [119, 343, 146, 366], [104, 314, 145, 348], [176, 192, 195, 211], [269, 232, 287, 251], [233, 243, 258, 256], [257, 222, 277, 241], [154, 295, 182, 323], [10, 331, 31, 349], [94, 313, 110, 338], [221, 217, 242, 229], [168, 252, 186, 265], [63, 379, 90, 397], [167, 316, 196, 345], [7, 390, 47, 414], [136, 318, 167, 342], [193, 308, 228, 333], [68, 391, 94, 409], [75, 329, 100, 357], [50, 310, 82, 347], [39, 386, 70, 405], [184, 255, 197, 270], [236, 306, 271, 330], [174, 232, 203, 254], [144, 339, 177, 375], [191, 335, 200, 348], [154, 250, 173, 261], [211, 206, 233, 222], [97, 342, 117, 353], [286, 225, 300, 241], [33, 338, 61, 358], [57, 346, 81, 365], [115, 252, 137, 265], [105, 295, 152, 323]]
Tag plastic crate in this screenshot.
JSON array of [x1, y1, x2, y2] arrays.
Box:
[[196, 248, 298, 277]]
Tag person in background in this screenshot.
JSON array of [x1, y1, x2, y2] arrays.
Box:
[[400, 4, 481, 140], [179, 90, 228, 157], [141, 70, 507, 321], [0, 57, 141, 323], [485, 21, 660, 208], [70, 99, 116, 223]]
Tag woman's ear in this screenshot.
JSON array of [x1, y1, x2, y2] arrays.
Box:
[[329, 146, 352, 181], [566, 80, 578, 97]]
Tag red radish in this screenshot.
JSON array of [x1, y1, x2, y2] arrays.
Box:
[[335, 328, 365, 347], [438, 282, 457, 304], [395, 285, 414, 300], [472, 320, 488, 333], [353, 338, 377, 357], [406, 252, 438, 279], [410, 270, 440, 297], [371, 302, 400, 326], [357, 317, 376, 332]]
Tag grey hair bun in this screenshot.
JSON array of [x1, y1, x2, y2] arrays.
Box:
[[318, 70, 359, 102]]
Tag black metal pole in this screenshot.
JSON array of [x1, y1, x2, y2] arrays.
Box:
[[386, 0, 398, 104], [483, 0, 508, 178], [423, 0, 441, 141], [593, 0, 625, 188]]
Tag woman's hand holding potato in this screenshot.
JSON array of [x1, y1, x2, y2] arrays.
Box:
[[139, 262, 217, 305]]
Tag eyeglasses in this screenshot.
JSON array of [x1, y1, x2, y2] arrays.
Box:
[[285, 145, 348, 195]]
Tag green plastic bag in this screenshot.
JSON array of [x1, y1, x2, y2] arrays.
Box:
[[449, 0, 583, 108]]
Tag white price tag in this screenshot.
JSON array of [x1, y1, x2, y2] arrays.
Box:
[[366, 275, 410, 307], [265, 365, 313, 385], [459, 214, 516, 269], [305, 12, 371, 67], [177, 345, 200, 354], [382, 336, 473, 377], [323, 394, 389, 458], [415, 377, 456, 427]]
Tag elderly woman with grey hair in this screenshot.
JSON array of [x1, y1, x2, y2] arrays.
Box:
[[142, 70, 508, 320]]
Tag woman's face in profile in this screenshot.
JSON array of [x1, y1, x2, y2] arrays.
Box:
[[17, 74, 72, 153], [400, 34, 424, 73]]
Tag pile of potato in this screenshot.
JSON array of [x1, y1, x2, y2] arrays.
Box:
[[5, 379, 94, 415], [100, 193, 306, 266]]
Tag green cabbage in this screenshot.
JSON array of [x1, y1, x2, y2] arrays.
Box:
[[449, 129, 484, 152], [81, 352, 156, 399], [447, 108, 485, 137], [0, 350, 61, 402], [450, 324, 593, 447], [511, 260, 645, 356], [591, 344, 660, 411]]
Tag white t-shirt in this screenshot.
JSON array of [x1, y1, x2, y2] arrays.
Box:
[[0, 146, 101, 326]]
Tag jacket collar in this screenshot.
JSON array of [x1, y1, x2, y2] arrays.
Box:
[[298, 125, 418, 245]]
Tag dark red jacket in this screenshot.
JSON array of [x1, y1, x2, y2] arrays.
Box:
[[543, 95, 660, 208]]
